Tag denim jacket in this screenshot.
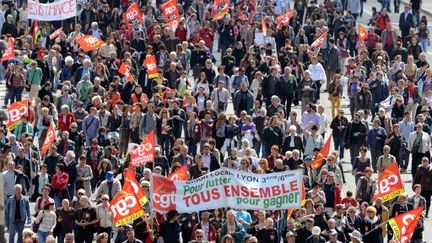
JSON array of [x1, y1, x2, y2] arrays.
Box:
[[5, 195, 31, 226]]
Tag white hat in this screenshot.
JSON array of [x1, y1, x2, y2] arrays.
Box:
[[349, 230, 362, 241], [312, 226, 321, 236]]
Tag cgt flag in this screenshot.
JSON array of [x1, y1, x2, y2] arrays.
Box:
[[118, 62, 134, 81], [168, 164, 189, 181], [7, 100, 29, 130], [161, 0, 180, 29], [110, 185, 145, 227], [125, 3, 143, 29], [143, 55, 159, 79], [76, 35, 104, 52], [40, 123, 56, 156], [388, 207, 424, 243], [2, 38, 15, 62], [124, 168, 148, 205], [49, 27, 63, 40], [311, 134, 332, 169], [276, 9, 296, 29], [130, 130, 156, 165], [374, 162, 405, 202]]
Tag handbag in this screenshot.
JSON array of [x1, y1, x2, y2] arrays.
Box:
[[32, 210, 45, 233]]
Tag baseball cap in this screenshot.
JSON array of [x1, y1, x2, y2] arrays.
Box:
[[312, 226, 321, 235], [106, 171, 114, 180]]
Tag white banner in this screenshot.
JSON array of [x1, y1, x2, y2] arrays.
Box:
[[28, 0, 77, 21], [151, 168, 303, 213]]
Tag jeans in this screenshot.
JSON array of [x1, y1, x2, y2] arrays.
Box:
[[57, 234, 65, 243], [420, 38, 429, 53], [382, 0, 390, 11], [413, 10, 420, 27], [37, 231, 50, 243], [8, 221, 25, 243], [187, 139, 197, 157], [158, 134, 171, 156], [10, 86, 23, 103], [68, 184, 75, 201], [3, 89, 10, 106], [254, 140, 262, 157], [370, 146, 383, 172], [333, 134, 345, 159]]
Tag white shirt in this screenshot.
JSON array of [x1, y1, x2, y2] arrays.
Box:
[[308, 63, 326, 82]]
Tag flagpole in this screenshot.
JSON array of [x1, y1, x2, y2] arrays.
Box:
[[363, 220, 389, 236]]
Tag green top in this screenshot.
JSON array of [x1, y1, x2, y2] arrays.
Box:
[[25, 68, 43, 85]]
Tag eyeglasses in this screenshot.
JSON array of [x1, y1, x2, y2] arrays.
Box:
[[78, 192, 84, 195], [196, 235, 203, 239], [102, 198, 109, 201]]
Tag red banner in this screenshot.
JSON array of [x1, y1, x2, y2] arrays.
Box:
[[124, 168, 148, 205], [374, 162, 404, 202], [161, 0, 180, 29], [130, 130, 155, 165], [119, 62, 133, 81], [76, 35, 104, 52], [7, 100, 29, 130], [49, 27, 63, 40], [2, 38, 15, 62], [40, 123, 56, 156], [152, 175, 176, 212], [110, 185, 144, 227], [311, 134, 332, 169], [143, 55, 158, 79], [125, 3, 143, 29], [168, 165, 189, 181], [389, 207, 423, 243], [276, 9, 296, 29], [211, 0, 230, 21]]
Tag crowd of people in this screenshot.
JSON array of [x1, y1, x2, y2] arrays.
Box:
[[0, 0, 429, 242]]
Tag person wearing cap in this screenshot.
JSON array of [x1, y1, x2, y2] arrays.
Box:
[[306, 226, 325, 243], [348, 230, 363, 243], [34, 200, 56, 243], [93, 171, 121, 201], [360, 206, 382, 242]]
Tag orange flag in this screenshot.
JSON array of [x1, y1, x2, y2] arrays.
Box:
[[130, 130, 156, 166], [261, 18, 268, 36], [161, 0, 180, 29], [211, 0, 230, 21], [49, 27, 63, 40], [124, 168, 148, 205], [168, 165, 189, 181], [358, 24, 368, 42], [40, 123, 56, 156], [374, 162, 405, 202], [125, 3, 143, 29], [76, 35, 105, 52], [311, 134, 332, 169], [388, 207, 424, 243], [1, 38, 15, 62], [110, 185, 145, 226], [119, 62, 134, 81], [276, 9, 296, 29], [7, 100, 29, 130], [308, 31, 328, 58], [143, 55, 159, 79]]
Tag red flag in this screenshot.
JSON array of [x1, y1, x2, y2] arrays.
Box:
[[151, 174, 177, 212], [308, 31, 328, 58], [76, 35, 105, 52], [161, 0, 180, 29], [358, 24, 368, 42], [143, 55, 159, 79], [130, 130, 156, 165], [261, 18, 268, 36], [374, 162, 405, 202], [276, 9, 296, 29], [32, 20, 40, 45], [388, 207, 424, 243], [49, 27, 63, 40], [211, 0, 230, 21], [119, 62, 134, 81], [110, 184, 145, 226], [7, 100, 29, 130], [125, 3, 143, 29], [40, 123, 56, 156], [168, 165, 189, 181], [1, 38, 15, 62], [124, 168, 148, 205], [311, 134, 332, 169]]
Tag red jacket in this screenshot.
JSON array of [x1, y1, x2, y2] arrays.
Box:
[[266, 154, 285, 169], [199, 27, 214, 49], [376, 14, 391, 31], [52, 172, 69, 190], [58, 112, 75, 131]]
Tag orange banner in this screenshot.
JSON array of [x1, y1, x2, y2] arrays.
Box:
[[276, 9, 296, 29], [389, 207, 423, 243], [76, 35, 104, 52], [125, 3, 143, 29], [358, 24, 368, 43], [311, 134, 332, 169], [124, 168, 148, 205], [143, 55, 159, 79], [130, 130, 155, 165], [152, 175, 177, 212], [2, 38, 15, 62], [7, 100, 29, 130], [110, 186, 145, 227], [168, 164, 189, 181], [211, 0, 230, 21], [161, 0, 180, 29], [119, 62, 133, 81], [40, 123, 56, 156], [49, 27, 63, 40], [374, 162, 405, 202]]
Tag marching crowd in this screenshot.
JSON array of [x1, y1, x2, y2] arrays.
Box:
[[0, 0, 429, 242]]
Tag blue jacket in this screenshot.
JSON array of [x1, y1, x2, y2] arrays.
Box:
[[233, 90, 254, 116], [369, 80, 389, 103], [5, 195, 31, 226]]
